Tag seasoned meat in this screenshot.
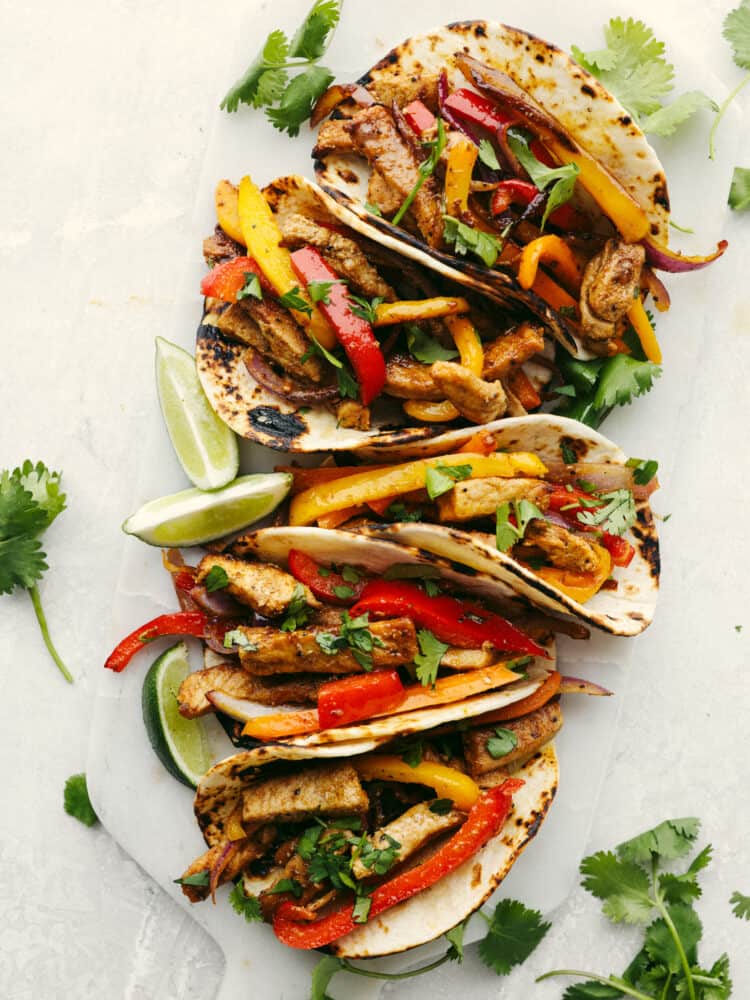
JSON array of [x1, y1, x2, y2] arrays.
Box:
[[179, 838, 265, 903], [178, 666, 327, 716], [313, 118, 356, 157], [351, 801, 465, 879], [242, 762, 369, 825], [482, 323, 546, 381], [522, 520, 600, 573], [430, 361, 507, 423], [279, 213, 396, 301], [463, 699, 563, 777], [336, 399, 371, 430], [440, 645, 501, 671], [367, 170, 403, 217], [384, 352, 444, 401], [238, 617, 418, 675], [196, 555, 319, 618], [579, 239, 645, 341], [349, 104, 444, 248], [215, 300, 323, 382], [203, 225, 243, 267], [436, 477, 550, 523]]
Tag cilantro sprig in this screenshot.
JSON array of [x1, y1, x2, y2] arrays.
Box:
[[228, 882, 263, 922], [1, 461, 72, 682], [495, 499, 544, 553], [220, 0, 341, 136], [539, 818, 732, 1000], [711, 0, 750, 159], [315, 610, 385, 670], [443, 216, 505, 268]]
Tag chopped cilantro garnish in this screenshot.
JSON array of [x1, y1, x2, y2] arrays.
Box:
[[414, 628, 449, 687], [278, 285, 313, 315], [495, 499, 544, 553], [406, 324, 459, 364], [280, 583, 312, 631], [236, 272, 263, 301], [486, 727, 519, 759], [425, 462, 473, 501], [204, 565, 229, 592], [443, 215, 504, 267]]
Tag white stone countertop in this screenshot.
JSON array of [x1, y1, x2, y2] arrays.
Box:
[[1, 0, 748, 997]]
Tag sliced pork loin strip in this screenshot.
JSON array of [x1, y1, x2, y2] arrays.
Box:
[[203, 225, 243, 267], [462, 699, 563, 778], [237, 618, 418, 675], [313, 117, 357, 157], [351, 801, 465, 880], [214, 299, 324, 383], [367, 170, 403, 217], [385, 352, 445, 401], [178, 665, 328, 717], [579, 239, 646, 342], [196, 555, 319, 618], [279, 212, 397, 301], [348, 104, 444, 248], [336, 399, 371, 430], [521, 520, 602, 573], [242, 762, 369, 826], [482, 322, 546, 381], [436, 477, 550, 523], [430, 360, 508, 424]]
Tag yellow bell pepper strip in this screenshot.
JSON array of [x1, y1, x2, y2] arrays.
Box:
[[225, 808, 247, 842], [288, 451, 548, 526], [627, 297, 662, 364], [444, 138, 479, 216], [403, 399, 459, 422], [237, 176, 336, 348], [215, 180, 244, 245], [353, 756, 480, 811], [402, 315, 484, 422], [518, 235, 582, 294], [533, 543, 612, 604], [372, 296, 471, 327]]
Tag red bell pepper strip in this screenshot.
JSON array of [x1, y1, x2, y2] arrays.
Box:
[[290, 246, 386, 406], [547, 487, 635, 567], [104, 611, 207, 672], [317, 670, 405, 729], [490, 178, 583, 231], [351, 581, 547, 658], [442, 88, 513, 132], [287, 549, 367, 605], [273, 779, 523, 949], [200, 256, 272, 302], [403, 99, 436, 135], [600, 532, 635, 568]]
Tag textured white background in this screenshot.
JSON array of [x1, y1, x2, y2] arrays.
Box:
[[1, 0, 749, 997]]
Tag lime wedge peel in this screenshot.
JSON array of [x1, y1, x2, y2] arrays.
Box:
[[141, 641, 212, 788], [122, 472, 292, 547], [155, 336, 239, 491]]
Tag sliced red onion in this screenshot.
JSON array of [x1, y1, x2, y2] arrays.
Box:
[[643, 237, 728, 273], [643, 268, 671, 312], [560, 676, 613, 697], [244, 350, 339, 405], [203, 618, 242, 655], [544, 462, 658, 500], [189, 585, 245, 619], [209, 841, 236, 902]]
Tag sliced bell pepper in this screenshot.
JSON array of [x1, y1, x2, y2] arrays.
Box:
[[287, 549, 367, 605], [372, 296, 471, 326], [403, 399, 459, 422], [237, 176, 336, 349], [504, 367, 541, 410], [200, 256, 271, 302], [275, 464, 388, 495], [446, 314, 484, 375], [442, 88, 513, 132], [318, 672, 405, 730], [531, 270, 579, 314], [518, 235, 582, 294], [290, 245, 386, 404], [316, 506, 366, 529], [351, 580, 546, 658], [533, 543, 612, 604], [273, 780, 522, 949], [403, 99, 437, 135], [627, 298, 662, 364], [215, 180, 244, 245], [353, 755, 480, 811], [104, 611, 207, 672], [288, 451, 548, 526], [444, 138, 479, 216], [490, 178, 584, 230], [600, 532, 635, 568], [225, 807, 248, 842], [472, 670, 562, 725], [459, 429, 497, 455]]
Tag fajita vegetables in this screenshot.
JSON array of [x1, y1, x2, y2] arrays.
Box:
[[312, 21, 727, 376], [277, 415, 660, 635]]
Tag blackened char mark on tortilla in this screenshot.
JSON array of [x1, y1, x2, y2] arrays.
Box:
[[631, 508, 660, 582], [248, 406, 307, 446]]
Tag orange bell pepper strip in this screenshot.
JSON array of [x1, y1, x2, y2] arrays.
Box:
[[215, 180, 244, 245], [504, 367, 542, 411], [471, 670, 562, 725], [533, 543, 612, 604], [353, 756, 480, 811], [316, 506, 365, 529], [373, 297, 471, 327], [288, 451, 548, 526], [459, 429, 497, 455], [237, 176, 336, 348], [242, 709, 320, 741], [532, 270, 579, 314], [444, 138, 479, 216], [518, 235, 582, 294], [627, 297, 662, 364]]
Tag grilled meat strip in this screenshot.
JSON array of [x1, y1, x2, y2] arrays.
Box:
[[522, 520, 601, 573], [482, 323, 546, 381], [348, 104, 444, 248], [384, 352, 444, 401], [436, 477, 550, 523], [203, 225, 243, 267], [242, 762, 369, 825], [238, 617, 418, 675], [179, 838, 267, 903], [196, 555, 319, 618], [462, 699, 563, 777], [430, 360, 507, 423], [178, 665, 328, 717], [351, 801, 465, 879], [336, 399, 371, 430], [214, 299, 323, 383], [579, 239, 646, 342], [312, 117, 357, 157], [367, 170, 403, 216]]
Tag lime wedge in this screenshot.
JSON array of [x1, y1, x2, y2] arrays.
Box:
[[155, 336, 239, 491], [142, 641, 212, 788], [123, 472, 292, 546]]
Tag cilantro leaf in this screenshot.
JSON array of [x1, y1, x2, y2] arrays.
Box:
[[445, 918, 468, 961], [267, 877, 303, 898], [478, 898, 551, 975], [729, 166, 750, 211], [400, 739, 424, 767], [486, 727, 519, 759], [352, 894, 372, 924], [278, 285, 313, 314], [393, 118, 446, 225], [223, 629, 259, 652], [0, 473, 48, 540], [228, 883, 263, 922], [333, 584, 354, 599], [310, 955, 344, 1000], [477, 139, 501, 170], [236, 272, 263, 301], [731, 890, 750, 919], [0, 534, 47, 594], [425, 462, 472, 501], [173, 871, 210, 887], [267, 64, 335, 136], [358, 834, 401, 875], [506, 127, 579, 229], [617, 817, 700, 864], [640, 91, 717, 136], [11, 461, 66, 528], [280, 583, 312, 631], [443, 215, 504, 268], [406, 324, 459, 364], [560, 983, 625, 999], [429, 798, 454, 815], [580, 851, 655, 924], [592, 354, 662, 411], [289, 0, 340, 60], [221, 30, 290, 112], [63, 773, 99, 827], [626, 457, 658, 485], [495, 499, 544, 552], [644, 904, 702, 974], [576, 489, 636, 536], [724, 0, 750, 69], [307, 279, 342, 305], [385, 501, 423, 522], [204, 565, 229, 592], [561, 441, 578, 465], [414, 628, 449, 687], [349, 294, 385, 324]]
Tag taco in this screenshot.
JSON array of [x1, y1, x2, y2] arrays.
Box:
[[278, 415, 660, 635], [196, 173, 584, 453], [311, 21, 727, 367], [177, 736, 558, 957]]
